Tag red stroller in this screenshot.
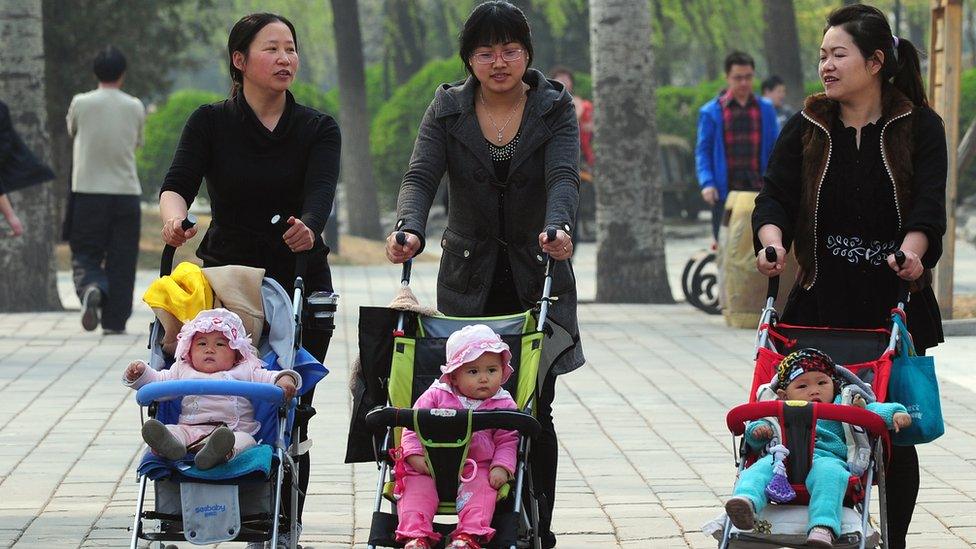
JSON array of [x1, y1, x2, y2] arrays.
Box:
[[713, 248, 911, 549]]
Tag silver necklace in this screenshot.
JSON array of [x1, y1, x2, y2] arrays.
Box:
[[480, 89, 525, 144]]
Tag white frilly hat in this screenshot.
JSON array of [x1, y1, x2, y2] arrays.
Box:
[[173, 308, 256, 365]]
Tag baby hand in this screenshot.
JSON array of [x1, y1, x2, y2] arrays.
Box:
[[124, 360, 146, 381], [893, 412, 913, 432], [852, 394, 867, 408], [405, 454, 429, 475], [489, 466, 510, 489], [275, 375, 298, 402], [751, 423, 774, 442]]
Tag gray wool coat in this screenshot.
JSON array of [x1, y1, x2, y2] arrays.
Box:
[[395, 68, 584, 375]]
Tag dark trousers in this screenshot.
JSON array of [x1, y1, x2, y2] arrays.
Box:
[[886, 442, 921, 548], [530, 372, 558, 547], [281, 325, 332, 525], [68, 193, 140, 331]]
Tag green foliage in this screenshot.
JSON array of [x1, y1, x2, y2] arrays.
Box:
[[291, 81, 338, 117], [370, 58, 466, 209], [656, 79, 725, 145], [137, 89, 223, 200], [958, 68, 976, 199], [571, 72, 591, 100]]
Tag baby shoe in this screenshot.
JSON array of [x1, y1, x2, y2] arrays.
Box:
[[403, 538, 431, 549], [806, 526, 834, 547], [194, 427, 235, 470], [724, 496, 757, 530], [142, 419, 186, 461]]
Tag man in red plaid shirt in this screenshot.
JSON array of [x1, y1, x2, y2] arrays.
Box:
[[695, 52, 780, 244]]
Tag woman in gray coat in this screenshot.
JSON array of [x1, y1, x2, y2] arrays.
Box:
[[384, 2, 583, 546]]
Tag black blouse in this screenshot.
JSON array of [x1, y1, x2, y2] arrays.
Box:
[[796, 119, 902, 329], [160, 91, 341, 291], [754, 106, 948, 350]]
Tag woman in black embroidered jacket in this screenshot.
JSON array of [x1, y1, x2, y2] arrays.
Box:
[[158, 13, 340, 546], [753, 5, 946, 548]]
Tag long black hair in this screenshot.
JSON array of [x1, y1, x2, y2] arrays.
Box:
[[825, 4, 927, 107], [227, 13, 298, 97], [458, 1, 533, 77]]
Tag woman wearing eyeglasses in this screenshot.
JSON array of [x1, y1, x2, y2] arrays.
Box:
[[385, 2, 583, 546]]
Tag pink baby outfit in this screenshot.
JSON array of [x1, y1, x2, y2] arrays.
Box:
[[395, 381, 519, 544], [124, 308, 301, 458]]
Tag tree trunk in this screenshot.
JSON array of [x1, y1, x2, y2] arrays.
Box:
[[331, 0, 383, 240], [0, 0, 62, 312], [589, 0, 673, 303], [762, 0, 805, 109], [384, 0, 427, 85]]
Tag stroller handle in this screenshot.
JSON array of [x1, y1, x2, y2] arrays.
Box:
[[270, 214, 309, 282], [726, 401, 889, 438], [893, 250, 911, 307], [764, 246, 779, 300], [136, 380, 289, 407], [395, 231, 412, 285], [364, 406, 542, 438], [159, 215, 198, 277]]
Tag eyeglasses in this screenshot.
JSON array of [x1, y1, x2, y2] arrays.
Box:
[[470, 48, 524, 65]]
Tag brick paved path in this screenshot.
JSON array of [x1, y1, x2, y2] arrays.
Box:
[[1, 249, 975, 547]]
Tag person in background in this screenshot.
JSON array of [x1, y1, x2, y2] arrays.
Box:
[[66, 46, 146, 335], [762, 75, 795, 128], [0, 99, 56, 237], [695, 51, 780, 245]]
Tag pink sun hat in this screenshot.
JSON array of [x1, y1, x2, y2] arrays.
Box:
[[173, 308, 257, 365], [438, 324, 514, 384]]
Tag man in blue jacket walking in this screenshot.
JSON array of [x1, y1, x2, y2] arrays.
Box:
[[695, 51, 780, 244]]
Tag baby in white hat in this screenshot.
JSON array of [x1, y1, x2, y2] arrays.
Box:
[[123, 308, 300, 469]]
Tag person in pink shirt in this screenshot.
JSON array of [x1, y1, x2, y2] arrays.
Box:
[[395, 324, 519, 549], [123, 308, 300, 470]]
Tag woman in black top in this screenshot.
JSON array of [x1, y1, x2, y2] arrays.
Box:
[[753, 6, 946, 547], [159, 13, 340, 545], [385, 3, 581, 547]]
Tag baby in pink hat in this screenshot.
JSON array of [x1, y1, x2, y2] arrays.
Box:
[[123, 308, 300, 470], [395, 324, 519, 549]]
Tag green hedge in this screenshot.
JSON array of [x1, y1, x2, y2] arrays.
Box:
[[137, 89, 223, 200], [291, 80, 338, 116], [370, 58, 467, 209]]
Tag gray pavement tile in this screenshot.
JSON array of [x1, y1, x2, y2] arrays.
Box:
[[1, 251, 975, 547]]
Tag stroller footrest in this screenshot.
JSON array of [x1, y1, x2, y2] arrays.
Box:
[[367, 511, 458, 547], [368, 510, 521, 548]]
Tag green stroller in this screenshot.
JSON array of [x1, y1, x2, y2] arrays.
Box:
[[350, 231, 573, 548]]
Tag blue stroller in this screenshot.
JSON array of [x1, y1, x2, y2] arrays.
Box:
[[128, 217, 332, 548]]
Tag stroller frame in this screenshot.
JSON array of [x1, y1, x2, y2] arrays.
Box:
[[129, 216, 311, 549], [362, 230, 564, 549], [716, 247, 909, 549]]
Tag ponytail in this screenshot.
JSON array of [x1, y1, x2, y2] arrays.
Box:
[[891, 36, 928, 108]]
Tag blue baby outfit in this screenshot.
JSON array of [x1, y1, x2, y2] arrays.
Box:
[[733, 396, 906, 536]]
